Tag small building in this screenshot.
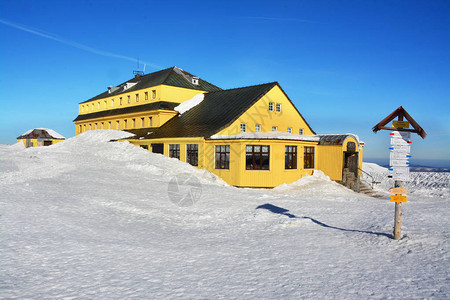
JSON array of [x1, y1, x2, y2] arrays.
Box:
[[17, 128, 65, 148], [74, 67, 364, 190]]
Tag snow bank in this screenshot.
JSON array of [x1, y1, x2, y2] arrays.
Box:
[[174, 93, 205, 114], [362, 162, 449, 198], [273, 170, 357, 197]]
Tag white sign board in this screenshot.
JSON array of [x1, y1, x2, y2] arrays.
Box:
[[390, 131, 411, 139], [390, 151, 412, 160]]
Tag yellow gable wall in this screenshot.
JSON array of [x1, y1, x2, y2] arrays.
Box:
[[215, 85, 314, 136], [17, 138, 64, 147], [160, 85, 207, 103]]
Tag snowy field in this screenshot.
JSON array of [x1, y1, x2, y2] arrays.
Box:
[[1, 130, 448, 299]]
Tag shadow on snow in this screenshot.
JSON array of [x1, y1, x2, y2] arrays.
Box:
[[256, 203, 392, 238]]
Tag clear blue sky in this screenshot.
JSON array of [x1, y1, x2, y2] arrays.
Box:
[[0, 0, 448, 164]]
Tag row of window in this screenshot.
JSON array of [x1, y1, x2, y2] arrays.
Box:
[[268, 102, 282, 112], [168, 144, 199, 166], [162, 144, 314, 170], [240, 123, 304, 135], [78, 117, 153, 132], [81, 90, 157, 113], [215, 144, 314, 170]]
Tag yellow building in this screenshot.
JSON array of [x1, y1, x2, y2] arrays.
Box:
[[17, 128, 65, 147], [74, 67, 364, 190]]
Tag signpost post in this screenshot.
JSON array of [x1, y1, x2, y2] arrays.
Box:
[[372, 106, 427, 240]]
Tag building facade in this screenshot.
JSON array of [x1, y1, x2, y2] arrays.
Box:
[[74, 67, 363, 189], [17, 128, 65, 148]]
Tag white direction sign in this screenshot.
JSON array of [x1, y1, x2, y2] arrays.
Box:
[[389, 131, 412, 181]]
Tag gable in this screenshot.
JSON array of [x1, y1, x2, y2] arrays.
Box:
[[215, 84, 315, 136]]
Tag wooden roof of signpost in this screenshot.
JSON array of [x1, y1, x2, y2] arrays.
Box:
[[372, 106, 427, 139]]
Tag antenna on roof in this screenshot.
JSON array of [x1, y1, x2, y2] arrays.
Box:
[[133, 56, 144, 76]]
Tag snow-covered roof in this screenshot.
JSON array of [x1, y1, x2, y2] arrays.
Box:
[[174, 94, 205, 115], [17, 128, 65, 140]]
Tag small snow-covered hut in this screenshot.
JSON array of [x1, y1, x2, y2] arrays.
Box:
[[17, 128, 65, 148]]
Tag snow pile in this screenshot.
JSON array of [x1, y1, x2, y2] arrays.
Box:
[[20, 128, 66, 139], [174, 93, 205, 114], [0, 131, 448, 299], [274, 170, 357, 197]]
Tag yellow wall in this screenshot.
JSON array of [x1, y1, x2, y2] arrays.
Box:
[[75, 110, 177, 135], [75, 84, 208, 135], [17, 138, 64, 148], [130, 137, 207, 168], [215, 85, 314, 136], [204, 139, 316, 187], [78, 84, 206, 115]]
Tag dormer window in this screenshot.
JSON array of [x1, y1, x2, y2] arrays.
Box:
[[192, 77, 199, 85]]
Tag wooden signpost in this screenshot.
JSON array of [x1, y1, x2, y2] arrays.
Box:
[[372, 106, 427, 240]]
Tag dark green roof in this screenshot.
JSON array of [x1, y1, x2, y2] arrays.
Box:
[[125, 82, 316, 140], [81, 67, 221, 103], [73, 101, 179, 122]]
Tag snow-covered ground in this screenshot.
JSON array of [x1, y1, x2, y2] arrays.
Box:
[[1, 130, 448, 299]]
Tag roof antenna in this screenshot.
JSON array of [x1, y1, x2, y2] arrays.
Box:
[[133, 56, 144, 76]]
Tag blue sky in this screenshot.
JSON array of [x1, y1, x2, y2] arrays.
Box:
[[0, 0, 448, 164]]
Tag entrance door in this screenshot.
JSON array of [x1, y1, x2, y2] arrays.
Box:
[[151, 143, 164, 154], [343, 152, 359, 177]]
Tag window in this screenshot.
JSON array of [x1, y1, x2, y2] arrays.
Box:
[[215, 145, 230, 169], [128, 95, 130, 104], [285, 146, 297, 169], [95, 123, 97, 129], [136, 94, 139, 102], [124, 120, 127, 129], [111, 99, 114, 107], [299, 128, 304, 135], [104, 100, 107, 108], [255, 124, 261, 132], [304, 147, 315, 169], [120, 97, 123, 105], [86, 105, 89, 112], [81, 105, 84, 112], [287, 127, 292, 134], [272, 126, 277, 131], [116, 121, 120, 129], [98, 102, 100, 109], [132, 118, 136, 128], [152, 90, 156, 99], [140, 145, 149, 150], [79, 125, 82, 133], [186, 144, 198, 166], [145, 92, 148, 101], [276, 103, 281, 112], [108, 121, 111, 129], [101, 122, 104, 129], [149, 117, 153, 127], [92, 103, 94, 110], [83, 124, 86, 131], [269, 102, 274, 111], [169, 144, 180, 159], [89, 124, 92, 130], [141, 117, 145, 128], [246, 145, 270, 170], [240, 123, 247, 133]]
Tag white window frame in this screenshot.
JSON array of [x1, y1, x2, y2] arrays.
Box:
[[276, 103, 281, 112], [268, 102, 274, 111], [240, 123, 247, 133], [287, 127, 292, 134], [255, 124, 261, 132], [272, 126, 277, 131], [299, 128, 304, 135]]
